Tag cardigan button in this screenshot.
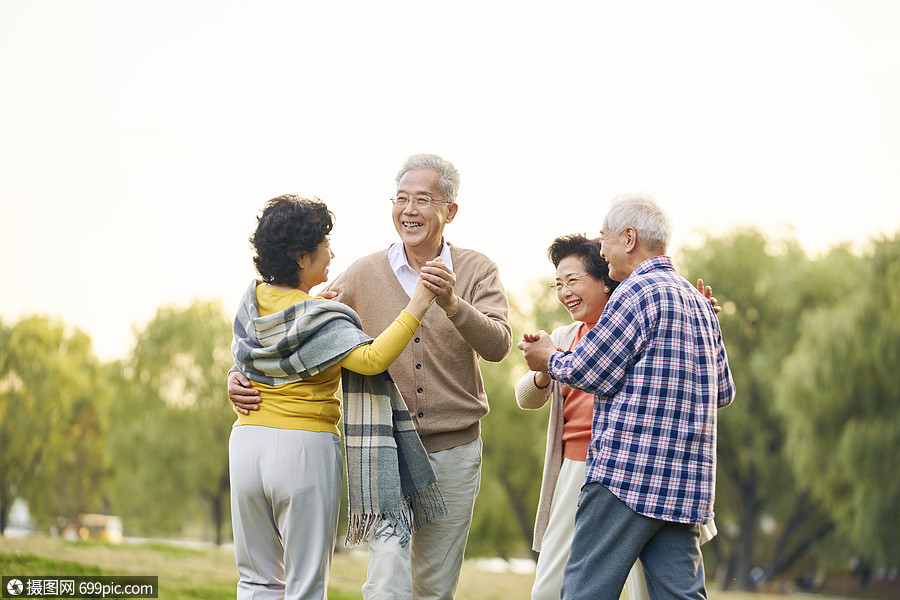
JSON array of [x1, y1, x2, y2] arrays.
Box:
[[417, 387, 423, 393], [416, 363, 422, 369], [414, 337, 420, 343], [417, 412, 424, 418]]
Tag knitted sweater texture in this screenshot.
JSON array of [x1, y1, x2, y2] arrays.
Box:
[[332, 244, 512, 452]]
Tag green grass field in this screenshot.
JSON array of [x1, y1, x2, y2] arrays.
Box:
[[0, 534, 791, 599]]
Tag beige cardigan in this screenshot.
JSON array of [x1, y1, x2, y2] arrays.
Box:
[[332, 244, 512, 453], [515, 322, 581, 552]]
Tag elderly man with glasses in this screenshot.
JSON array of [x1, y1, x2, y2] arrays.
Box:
[[519, 193, 735, 600], [230, 153, 512, 600]]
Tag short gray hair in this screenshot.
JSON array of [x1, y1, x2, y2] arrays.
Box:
[[395, 154, 461, 204], [604, 192, 673, 250]]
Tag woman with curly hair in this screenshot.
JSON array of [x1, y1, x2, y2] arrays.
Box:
[[228, 194, 444, 600]]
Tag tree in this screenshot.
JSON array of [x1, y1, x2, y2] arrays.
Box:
[[468, 281, 573, 557], [106, 300, 234, 544], [474, 355, 546, 557], [0, 316, 105, 534], [678, 229, 844, 589], [46, 397, 108, 524], [775, 234, 900, 565]]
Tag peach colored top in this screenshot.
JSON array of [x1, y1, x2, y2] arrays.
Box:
[[561, 322, 595, 461]]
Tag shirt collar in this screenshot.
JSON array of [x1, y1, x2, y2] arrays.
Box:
[[388, 240, 453, 275], [632, 255, 674, 277]]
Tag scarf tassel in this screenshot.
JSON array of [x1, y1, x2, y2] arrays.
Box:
[[344, 484, 447, 548], [345, 507, 415, 548], [408, 482, 447, 528]]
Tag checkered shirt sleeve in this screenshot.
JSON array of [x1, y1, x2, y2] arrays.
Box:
[[548, 256, 735, 524]]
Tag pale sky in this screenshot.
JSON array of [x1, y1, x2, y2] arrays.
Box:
[[1, 0, 898, 361]]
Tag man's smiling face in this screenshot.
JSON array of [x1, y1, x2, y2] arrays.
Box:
[[392, 167, 457, 254]]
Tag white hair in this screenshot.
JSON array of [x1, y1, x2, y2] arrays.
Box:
[[604, 192, 673, 250], [395, 154, 461, 204]]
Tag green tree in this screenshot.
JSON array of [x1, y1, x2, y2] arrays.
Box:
[[0, 316, 105, 534], [469, 281, 572, 558], [106, 300, 234, 544], [678, 229, 845, 589], [775, 234, 900, 566]]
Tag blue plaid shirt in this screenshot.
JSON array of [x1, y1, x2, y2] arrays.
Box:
[[548, 256, 735, 524]]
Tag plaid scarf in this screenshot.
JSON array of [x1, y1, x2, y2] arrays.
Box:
[[232, 280, 446, 546]]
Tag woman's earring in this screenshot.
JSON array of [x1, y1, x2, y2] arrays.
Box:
[[604, 286, 610, 293]]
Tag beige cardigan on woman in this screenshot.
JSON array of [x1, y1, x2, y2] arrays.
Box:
[[515, 322, 581, 552]]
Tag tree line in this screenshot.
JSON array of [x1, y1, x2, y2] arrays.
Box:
[[1, 228, 897, 591]]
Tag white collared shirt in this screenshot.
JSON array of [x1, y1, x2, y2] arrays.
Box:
[[387, 241, 454, 297]]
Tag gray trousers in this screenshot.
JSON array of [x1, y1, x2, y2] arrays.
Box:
[[562, 483, 707, 600], [229, 426, 343, 600], [531, 458, 648, 600], [362, 437, 483, 600]]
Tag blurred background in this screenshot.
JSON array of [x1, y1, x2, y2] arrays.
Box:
[[1, 0, 898, 596]]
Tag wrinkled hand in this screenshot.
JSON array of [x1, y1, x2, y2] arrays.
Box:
[[517, 331, 555, 373], [228, 369, 261, 415], [317, 279, 339, 300], [697, 278, 720, 315], [420, 258, 459, 315]]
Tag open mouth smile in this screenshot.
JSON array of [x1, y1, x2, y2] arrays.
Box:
[[402, 221, 423, 229]]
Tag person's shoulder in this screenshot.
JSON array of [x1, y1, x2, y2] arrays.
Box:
[[627, 259, 677, 291], [344, 247, 391, 273], [332, 248, 391, 298], [612, 274, 646, 296], [605, 276, 651, 314], [449, 244, 500, 269]]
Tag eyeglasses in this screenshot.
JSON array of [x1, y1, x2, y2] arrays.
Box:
[[553, 274, 591, 291], [598, 228, 626, 244], [390, 195, 452, 208]]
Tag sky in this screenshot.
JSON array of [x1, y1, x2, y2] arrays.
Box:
[[1, 0, 898, 361]]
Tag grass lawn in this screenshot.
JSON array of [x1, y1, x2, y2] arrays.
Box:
[[0, 533, 788, 599]]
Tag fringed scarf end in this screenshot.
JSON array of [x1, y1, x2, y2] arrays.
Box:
[[406, 482, 448, 529], [344, 506, 420, 548]]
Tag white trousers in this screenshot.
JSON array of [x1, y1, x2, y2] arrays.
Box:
[[532, 458, 649, 600], [362, 438, 483, 600], [229, 426, 343, 600]]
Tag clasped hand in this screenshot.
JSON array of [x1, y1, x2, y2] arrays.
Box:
[[418, 257, 459, 315], [229, 259, 456, 414], [517, 330, 557, 373]]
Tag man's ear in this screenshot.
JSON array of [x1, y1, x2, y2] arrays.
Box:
[[623, 227, 638, 253], [446, 202, 459, 223]]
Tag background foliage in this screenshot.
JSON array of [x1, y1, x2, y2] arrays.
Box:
[[1, 229, 897, 591]]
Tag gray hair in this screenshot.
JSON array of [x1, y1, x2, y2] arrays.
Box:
[[604, 192, 673, 250], [395, 154, 461, 204]]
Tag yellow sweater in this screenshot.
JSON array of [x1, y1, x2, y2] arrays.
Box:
[[233, 283, 421, 435]]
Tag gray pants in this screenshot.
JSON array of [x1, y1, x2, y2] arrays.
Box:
[[531, 458, 648, 600], [362, 438, 483, 600], [562, 483, 706, 600], [229, 426, 343, 600]]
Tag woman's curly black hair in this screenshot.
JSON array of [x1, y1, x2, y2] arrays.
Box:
[[250, 194, 334, 288], [547, 233, 618, 291]]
